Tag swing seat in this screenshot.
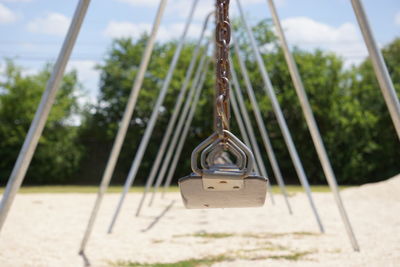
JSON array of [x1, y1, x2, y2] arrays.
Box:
[[179, 173, 268, 209], [179, 131, 268, 209]]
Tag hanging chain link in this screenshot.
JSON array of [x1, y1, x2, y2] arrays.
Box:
[[215, 0, 231, 141]]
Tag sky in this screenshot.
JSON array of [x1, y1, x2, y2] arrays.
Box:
[[0, 0, 399, 106]]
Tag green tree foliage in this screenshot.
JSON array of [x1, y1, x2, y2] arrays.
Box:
[[231, 21, 399, 184], [0, 60, 83, 184], [78, 34, 215, 184], [1, 21, 399, 186], [79, 27, 399, 186], [339, 39, 400, 183]]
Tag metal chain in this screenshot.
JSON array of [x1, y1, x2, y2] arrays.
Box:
[[215, 0, 231, 140]]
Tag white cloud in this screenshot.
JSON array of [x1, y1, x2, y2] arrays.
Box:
[[117, 0, 282, 8], [0, 0, 32, 2], [116, 0, 285, 23], [245, 0, 285, 6], [274, 0, 286, 5], [20, 67, 39, 77], [103, 21, 202, 42], [104, 21, 152, 39], [117, 0, 158, 7], [0, 3, 17, 24], [0, 63, 5, 85], [27, 13, 70, 36], [280, 17, 367, 66], [166, 0, 214, 20], [395, 11, 400, 26], [67, 60, 101, 124], [116, 0, 233, 20], [67, 60, 100, 105]]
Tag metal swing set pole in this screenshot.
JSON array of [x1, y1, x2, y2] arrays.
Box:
[[351, 0, 400, 140], [135, 11, 213, 217], [236, 0, 324, 233], [230, 90, 263, 180], [107, 0, 199, 233], [148, 43, 211, 206], [232, 38, 292, 214], [229, 89, 255, 168], [230, 86, 266, 179], [79, 0, 168, 253], [0, 0, 91, 234], [162, 58, 210, 195], [230, 64, 275, 204], [266, 0, 359, 251]]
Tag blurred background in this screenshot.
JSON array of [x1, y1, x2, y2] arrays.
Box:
[[0, 0, 399, 187]]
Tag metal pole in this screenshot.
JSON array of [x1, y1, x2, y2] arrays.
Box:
[[107, 0, 199, 233], [162, 59, 209, 196], [148, 44, 210, 206], [231, 90, 264, 177], [231, 87, 267, 179], [232, 38, 292, 214], [78, 0, 167, 253], [230, 65, 275, 204], [135, 12, 213, 217], [351, 0, 400, 139], [230, 91, 262, 176], [267, 0, 359, 250], [236, 0, 324, 233], [232, 87, 262, 175], [0, 0, 91, 234], [229, 88, 256, 168]]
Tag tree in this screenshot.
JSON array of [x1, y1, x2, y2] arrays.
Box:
[[231, 20, 399, 184], [77, 24, 399, 186], [77, 34, 216, 185], [0, 60, 83, 184], [340, 38, 400, 183]]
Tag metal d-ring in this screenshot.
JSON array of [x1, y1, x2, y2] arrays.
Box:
[[202, 139, 246, 170], [222, 130, 254, 177], [191, 133, 219, 176], [200, 138, 222, 169], [191, 130, 254, 178], [206, 144, 233, 166], [205, 145, 225, 166]]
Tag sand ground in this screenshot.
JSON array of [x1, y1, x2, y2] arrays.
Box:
[[0, 175, 399, 267]]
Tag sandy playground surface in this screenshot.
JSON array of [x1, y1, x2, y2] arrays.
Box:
[[0, 174, 399, 267]]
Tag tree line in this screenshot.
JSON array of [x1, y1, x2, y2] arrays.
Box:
[[1, 20, 399, 186]]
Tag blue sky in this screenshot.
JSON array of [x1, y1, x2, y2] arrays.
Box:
[[0, 0, 399, 105]]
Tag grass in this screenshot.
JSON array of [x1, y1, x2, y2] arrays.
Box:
[[142, 231, 316, 266], [241, 231, 318, 239], [113, 247, 314, 267], [173, 231, 318, 240], [114, 255, 229, 267], [268, 251, 313, 261], [281, 185, 352, 194], [0, 185, 352, 194], [151, 239, 165, 244], [173, 231, 234, 239], [0, 185, 180, 194]]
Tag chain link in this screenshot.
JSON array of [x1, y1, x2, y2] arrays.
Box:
[[215, 0, 231, 140]]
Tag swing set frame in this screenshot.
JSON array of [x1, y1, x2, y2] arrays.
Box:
[[1, 0, 399, 255]]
